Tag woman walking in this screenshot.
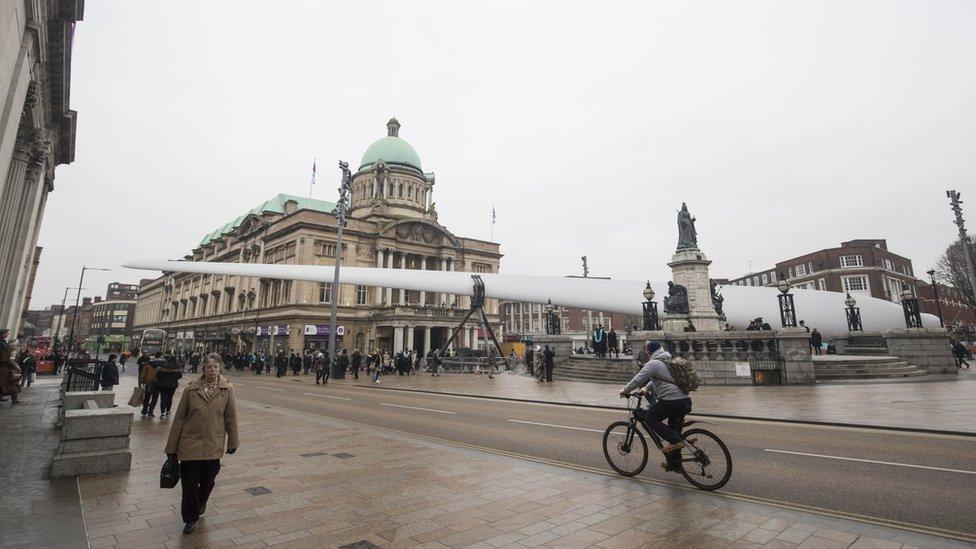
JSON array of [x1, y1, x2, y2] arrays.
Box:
[[165, 353, 239, 535], [155, 355, 184, 419]]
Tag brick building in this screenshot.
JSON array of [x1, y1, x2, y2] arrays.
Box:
[[917, 280, 976, 327], [85, 283, 139, 355], [727, 239, 918, 302]]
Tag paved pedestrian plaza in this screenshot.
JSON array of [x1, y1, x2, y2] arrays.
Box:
[[56, 374, 963, 548]]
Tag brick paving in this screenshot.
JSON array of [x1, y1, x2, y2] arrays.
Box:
[[74, 375, 965, 548], [297, 367, 976, 434]]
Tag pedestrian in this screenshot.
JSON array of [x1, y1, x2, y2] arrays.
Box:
[[165, 353, 239, 535], [952, 340, 970, 369], [290, 352, 301, 375], [351, 349, 362, 379], [302, 351, 312, 375], [525, 346, 534, 377], [543, 345, 555, 382], [372, 350, 383, 383], [19, 351, 35, 388], [101, 354, 120, 391], [53, 350, 65, 375], [608, 328, 620, 358], [336, 350, 346, 379], [139, 352, 162, 417], [314, 351, 329, 384], [274, 350, 287, 378], [155, 355, 184, 419], [810, 328, 823, 356], [508, 350, 516, 371], [0, 344, 22, 405], [119, 352, 127, 373], [427, 348, 441, 376]]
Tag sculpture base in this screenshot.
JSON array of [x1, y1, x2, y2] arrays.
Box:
[[665, 248, 723, 332]]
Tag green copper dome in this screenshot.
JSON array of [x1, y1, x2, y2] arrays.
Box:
[[358, 118, 422, 172]]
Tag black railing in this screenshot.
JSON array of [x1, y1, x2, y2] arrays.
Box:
[[63, 359, 102, 392]]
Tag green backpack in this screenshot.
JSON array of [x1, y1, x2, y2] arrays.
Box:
[[663, 356, 701, 393]]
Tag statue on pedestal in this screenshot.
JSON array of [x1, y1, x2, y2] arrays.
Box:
[[663, 282, 689, 314], [676, 202, 698, 250]]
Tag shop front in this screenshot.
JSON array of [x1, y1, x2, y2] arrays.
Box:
[[303, 324, 344, 352], [256, 325, 273, 355]]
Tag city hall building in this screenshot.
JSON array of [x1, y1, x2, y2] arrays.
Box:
[[132, 119, 502, 356]]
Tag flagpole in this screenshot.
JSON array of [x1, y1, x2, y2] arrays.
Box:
[[309, 159, 316, 198]]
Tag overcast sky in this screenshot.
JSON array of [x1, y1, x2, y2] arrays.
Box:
[[33, 0, 976, 307]]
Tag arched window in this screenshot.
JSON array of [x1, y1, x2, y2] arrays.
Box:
[[398, 183, 404, 198]]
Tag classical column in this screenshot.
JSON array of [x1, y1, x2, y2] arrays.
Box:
[[399, 253, 406, 305], [537, 305, 544, 334], [1, 167, 43, 329], [375, 249, 384, 305], [385, 249, 393, 305], [423, 326, 431, 355], [509, 305, 515, 333], [469, 327, 478, 350], [406, 325, 414, 352], [439, 258, 447, 305], [393, 324, 403, 352], [0, 143, 31, 322], [419, 256, 427, 305]]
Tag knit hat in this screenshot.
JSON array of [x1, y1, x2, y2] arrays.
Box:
[[645, 341, 662, 354]]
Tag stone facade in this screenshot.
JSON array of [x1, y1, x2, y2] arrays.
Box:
[[0, 1, 82, 336], [664, 249, 722, 332], [132, 121, 502, 356], [882, 329, 956, 374]]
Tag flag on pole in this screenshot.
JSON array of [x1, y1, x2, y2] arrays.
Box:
[[492, 204, 496, 224], [308, 159, 316, 198]]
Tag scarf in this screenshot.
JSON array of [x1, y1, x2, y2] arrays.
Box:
[[201, 375, 221, 400]]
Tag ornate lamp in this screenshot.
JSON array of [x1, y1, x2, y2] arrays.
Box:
[[641, 282, 660, 331], [776, 275, 797, 328], [544, 299, 560, 335], [844, 292, 862, 332], [901, 287, 922, 328]]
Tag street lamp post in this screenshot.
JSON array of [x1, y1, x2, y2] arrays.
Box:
[[238, 289, 255, 352], [327, 161, 354, 378], [776, 277, 797, 328], [641, 282, 660, 331], [844, 293, 862, 332], [67, 266, 110, 357], [52, 286, 85, 354], [926, 269, 945, 328], [901, 288, 923, 329]]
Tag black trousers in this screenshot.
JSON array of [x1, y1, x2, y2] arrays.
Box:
[[642, 397, 692, 444], [157, 386, 176, 414], [141, 383, 158, 415], [315, 369, 329, 384], [180, 459, 220, 523]]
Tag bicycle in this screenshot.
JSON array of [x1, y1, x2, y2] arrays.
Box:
[[602, 390, 732, 490]]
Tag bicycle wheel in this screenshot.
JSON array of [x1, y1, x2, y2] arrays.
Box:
[[678, 428, 732, 490], [603, 421, 648, 477]]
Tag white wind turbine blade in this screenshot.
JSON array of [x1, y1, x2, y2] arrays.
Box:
[[123, 260, 940, 336]]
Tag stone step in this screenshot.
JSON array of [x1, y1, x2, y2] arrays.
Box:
[[816, 370, 928, 380]]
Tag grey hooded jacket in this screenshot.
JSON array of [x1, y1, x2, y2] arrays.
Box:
[[623, 348, 689, 401]]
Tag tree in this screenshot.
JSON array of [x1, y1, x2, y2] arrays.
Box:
[[935, 238, 976, 313]]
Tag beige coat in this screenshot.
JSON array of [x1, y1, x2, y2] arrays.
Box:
[[165, 376, 240, 461]]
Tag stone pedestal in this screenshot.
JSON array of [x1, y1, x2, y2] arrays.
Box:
[[664, 249, 722, 332], [883, 328, 956, 374]]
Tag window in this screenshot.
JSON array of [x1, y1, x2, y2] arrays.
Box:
[[356, 285, 368, 305], [883, 258, 893, 271], [818, 278, 826, 291], [770, 271, 777, 282], [319, 283, 332, 303], [842, 275, 870, 294], [788, 267, 794, 278], [752, 276, 759, 286], [840, 255, 863, 268], [761, 274, 768, 285], [794, 264, 807, 276], [473, 262, 492, 273]]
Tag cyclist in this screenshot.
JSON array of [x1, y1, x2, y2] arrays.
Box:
[[618, 341, 692, 471]]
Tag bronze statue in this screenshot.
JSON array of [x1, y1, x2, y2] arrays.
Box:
[[677, 202, 698, 250], [663, 281, 689, 314], [710, 279, 724, 317]]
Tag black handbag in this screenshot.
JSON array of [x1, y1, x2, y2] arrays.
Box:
[[160, 456, 180, 489]]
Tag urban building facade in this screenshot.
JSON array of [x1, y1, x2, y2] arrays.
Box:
[[0, 1, 82, 335], [727, 239, 918, 302], [917, 280, 976, 328], [84, 283, 138, 354], [132, 119, 502, 357], [500, 300, 631, 350]]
